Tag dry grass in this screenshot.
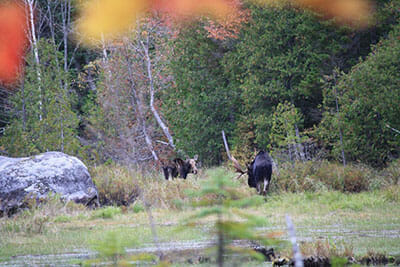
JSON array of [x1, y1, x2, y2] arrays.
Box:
[[299, 240, 354, 258], [91, 165, 255, 210], [270, 160, 397, 193], [0, 194, 88, 236]]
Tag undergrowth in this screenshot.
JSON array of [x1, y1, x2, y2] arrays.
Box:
[[0, 194, 87, 236], [90, 160, 400, 211], [270, 160, 398, 193], [91, 165, 253, 210]]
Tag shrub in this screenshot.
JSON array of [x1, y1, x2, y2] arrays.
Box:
[[383, 186, 400, 203], [272, 161, 378, 193], [383, 159, 400, 185], [91, 165, 141, 206], [131, 202, 145, 213], [92, 206, 121, 219]]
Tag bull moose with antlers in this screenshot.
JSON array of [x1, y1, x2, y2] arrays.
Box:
[[222, 131, 274, 195]]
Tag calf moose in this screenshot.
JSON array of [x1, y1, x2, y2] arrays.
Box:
[[162, 155, 198, 180]]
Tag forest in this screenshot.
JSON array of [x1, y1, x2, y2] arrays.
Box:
[[0, 0, 399, 266]]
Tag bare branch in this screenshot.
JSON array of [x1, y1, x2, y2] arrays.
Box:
[[386, 124, 400, 135], [222, 130, 246, 175]]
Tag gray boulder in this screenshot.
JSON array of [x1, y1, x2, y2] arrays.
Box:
[[0, 151, 98, 215]]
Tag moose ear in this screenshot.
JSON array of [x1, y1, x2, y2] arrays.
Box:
[[193, 155, 198, 161]]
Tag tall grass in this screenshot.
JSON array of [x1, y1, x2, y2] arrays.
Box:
[[271, 160, 398, 193], [91, 160, 399, 211], [91, 165, 224, 209]]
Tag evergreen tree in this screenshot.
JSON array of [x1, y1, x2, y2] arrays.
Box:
[[223, 5, 351, 154], [1, 39, 80, 156], [163, 23, 240, 165], [318, 24, 400, 167]]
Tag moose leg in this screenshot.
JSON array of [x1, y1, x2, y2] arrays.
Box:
[[263, 179, 269, 196], [162, 167, 169, 180], [257, 182, 262, 195]]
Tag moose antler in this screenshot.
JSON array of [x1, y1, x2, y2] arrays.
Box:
[[222, 130, 246, 179]]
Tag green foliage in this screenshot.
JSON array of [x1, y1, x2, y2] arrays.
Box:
[[223, 6, 351, 153], [0, 39, 80, 157], [163, 23, 240, 165], [269, 102, 309, 161], [92, 206, 122, 219], [183, 168, 280, 265], [53, 215, 72, 223], [318, 24, 400, 166], [270, 102, 304, 148], [131, 202, 145, 213]]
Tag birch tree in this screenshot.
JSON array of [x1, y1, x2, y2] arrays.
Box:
[[84, 16, 176, 164]]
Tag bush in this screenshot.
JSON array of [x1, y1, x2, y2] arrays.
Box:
[[91, 165, 141, 206], [383, 159, 400, 185], [272, 161, 379, 193], [382, 186, 400, 203], [131, 202, 145, 213], [92, 206, 122, 219]]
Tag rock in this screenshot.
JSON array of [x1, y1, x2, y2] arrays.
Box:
[[0, 151, 98, 215]]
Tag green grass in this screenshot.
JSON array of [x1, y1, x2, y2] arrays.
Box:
[[0, 167, 399, 264]]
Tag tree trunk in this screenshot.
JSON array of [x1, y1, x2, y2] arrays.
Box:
[[123, 42, 159, 161], [295, 124, 305, 162], [334, 86, 346, 166], [141, 37, 175, 150], [25, 0, 43, 121]]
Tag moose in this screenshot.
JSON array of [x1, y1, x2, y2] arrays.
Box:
[[162, 155, 198, 180], [222, 131, 274, 195]]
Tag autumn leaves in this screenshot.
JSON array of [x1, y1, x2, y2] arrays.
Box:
[[0, 0, 375, 85]]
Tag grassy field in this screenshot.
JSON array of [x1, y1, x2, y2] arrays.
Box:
[[0, 166, 399, 265]]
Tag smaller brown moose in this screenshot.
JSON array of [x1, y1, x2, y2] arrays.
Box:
[[162, 155, 198, 180]]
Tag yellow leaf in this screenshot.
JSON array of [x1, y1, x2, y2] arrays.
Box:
[[76, 0, 147, 46]]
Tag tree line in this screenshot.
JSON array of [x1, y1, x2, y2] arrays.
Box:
[[0, 0, 399, 168]]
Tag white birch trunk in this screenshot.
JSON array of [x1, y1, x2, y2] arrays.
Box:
[[25, 0, 43, 121], [123, 42, 159, 161], [295, 124, 305, 162], [141, 37, 175, 150]]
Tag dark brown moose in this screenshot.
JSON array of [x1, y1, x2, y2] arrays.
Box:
[[222, 131, 273, 195], [162, 155, 198, 180]]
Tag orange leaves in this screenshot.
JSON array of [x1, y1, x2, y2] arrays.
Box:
[[204, 0, 250, 40], [150, 0, 235, 20], [0, 1, 29, 85], [296, 0, 374, 27], [76, 0, 376, 46], [75, 0, 243, 45], [252, 0, 374, 27]]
